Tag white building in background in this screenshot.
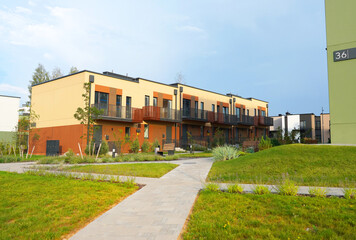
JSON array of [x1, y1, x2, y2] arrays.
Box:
[[270, 113, 300, 142], [0, 95, 20, 142]]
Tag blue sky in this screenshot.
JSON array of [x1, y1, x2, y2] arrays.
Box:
[[0, 0, 328, 116]]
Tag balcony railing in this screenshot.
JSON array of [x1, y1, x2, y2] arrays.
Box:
[[238, 115, 255, 126], [208, 112, 235, 125], [256, 116, 273, 126], [93, 103, 143, 123], [182, 108, 209, 122], [143, 106, 180, 122]]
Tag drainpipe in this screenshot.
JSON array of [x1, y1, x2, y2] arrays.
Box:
[[179, 86, 183, 147], [174, 89, 178, 147]]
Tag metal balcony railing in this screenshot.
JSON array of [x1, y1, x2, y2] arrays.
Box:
[[256, 116, 273, 126], [143, 106, 180, 122], [238, 115, 255, 126], [208, 112, 235, 125], [93, 103, 143, 123], [181, 108, 209, 122]]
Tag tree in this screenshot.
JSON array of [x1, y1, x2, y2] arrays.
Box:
[[51, 67, 63, 79], [28, 64, 49, 101], [74, 82, 102, 145], [69, 66, 79, 74], [175, 72, 186, 84]]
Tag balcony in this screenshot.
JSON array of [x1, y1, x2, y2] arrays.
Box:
[[93, 104, 143, 123], [182, 108, 209, 122], [210, 112, 235, 125], [255, 116, 273, 126], [143, 106, 180, 122], [238, 115, 255, 126]]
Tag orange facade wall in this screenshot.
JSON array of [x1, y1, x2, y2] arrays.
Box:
[[29, 124, 86, 155]]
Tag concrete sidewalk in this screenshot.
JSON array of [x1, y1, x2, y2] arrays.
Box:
[[70, 158, 213, 240]]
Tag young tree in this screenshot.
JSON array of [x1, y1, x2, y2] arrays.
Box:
[[175, 72, 186, 84], [51, 67, 63, 79], [69, 66, 79, 74], [74, 82, 102, 145], [28, 63, 50, 101]]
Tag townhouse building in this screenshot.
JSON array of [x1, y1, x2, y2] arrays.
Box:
[[270, 113, 330, 143], [30, 71, 272, 155]]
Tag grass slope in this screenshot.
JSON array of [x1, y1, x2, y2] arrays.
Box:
[[0, 171, 137, 240], [208, 144, 356, 187], [182, 191, 355, 240], [65, 163, 178, 178]]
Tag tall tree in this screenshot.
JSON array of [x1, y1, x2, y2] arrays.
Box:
[[51, 67, 63, 79], [69, 66, 79, 74], [28, 64, 49, 102]]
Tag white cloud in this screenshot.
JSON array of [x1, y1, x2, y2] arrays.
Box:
[[178, 25, 205, 33], [0, 83, 28, 96], [15, 6, 32, 14], [28, 1, 36, 6]]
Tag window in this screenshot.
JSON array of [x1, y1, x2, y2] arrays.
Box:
[[94, 91, 109, 113], [125, 127, 130, 137], [153, 97, 158, 107], [195, 101, 198, 118], [261, 110, 266, 116], [254, 109, 257, 116], [247, 109, 250, 116], [316, 121, 321, 129], [223, 107, 228, 115], [116, 95, 122, 117], [217, 105, 220, 113], [201, 126, 204, 137], [144, 124, 149, 139], [183, 99, 191, 117], [300, 120, 306, 129], [236, 107, 240, 120], [200, 102, 204, 118], [116, 95, 122, 106], [126, 97, 132, 118], [145, 95, 150, 106], [201, 102, 204, 110], [212, 104, 215, 112]]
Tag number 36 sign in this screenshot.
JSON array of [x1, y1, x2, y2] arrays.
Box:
[[333, 48, 356, 62]]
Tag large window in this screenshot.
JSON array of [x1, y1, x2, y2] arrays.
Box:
[[200, 102, 204, 118], [254, 109, 257, 116], [145, 95, 150, 106], [212, 104, 215, 112], [247, 109, 250, 116], [94, 91, 109, 113], [195, 101, 198, 118], [183, 99, 191, 117], [236, 107, 241, 120], [316, 121, 321, 129], [261, 110, 266, 116], [126, 96, 132, 118], [144, 124, 149, 139], [125, 127, 130, 137], [116, 95, 122, 118], [153, 97, 158, 107], [300, 120, 307, 129]]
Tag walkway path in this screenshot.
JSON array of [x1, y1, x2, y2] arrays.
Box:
[[70, 158, 213, 240]]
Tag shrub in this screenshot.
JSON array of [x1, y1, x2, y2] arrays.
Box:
[[141, 140, 151, 153], [271, 138, 281, 147], [344, 188, 356, 199], [65, 148, 75, 157], [84, 140, 109, 156], [213, 146, 239, 161], [227, 184, 243, 193], [100, 140, 109, 155], [130, 138, 140, 153], [204, 183, 220, 192], [252, 185, 271, 195], [309, 187, 327, 198], [152, 139, 160, 150], [245, 147, 255, 153], [276, 179, 299, 196], [258, 136, 272, 151]]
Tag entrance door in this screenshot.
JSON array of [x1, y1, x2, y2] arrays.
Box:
[[166, 126, 172, 143], [93, 125, 102, 146], [183, 99, 191, 117]]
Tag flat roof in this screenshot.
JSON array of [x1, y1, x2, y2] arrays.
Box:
[[0, 94, 20, 99], [32, 70, 269, 103]]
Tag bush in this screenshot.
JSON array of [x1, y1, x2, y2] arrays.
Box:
[[271, 138, 281, 147], [65, 148, 75, 157], [84, 140, 109, 156], [152, 139, 160, 150], [227, 184, 243, 193], [141, 140, 151, 153], [252, 185, 271, 195], [309, 187, 327, 198], [258, 136, 272, 151], [213, 146, 239, 161], [276, 179, 299, 196], [0, 155, 22, 163], [204, 183, 220, 192], [344, 188, 356, 199], [130, 138, 140, 153]]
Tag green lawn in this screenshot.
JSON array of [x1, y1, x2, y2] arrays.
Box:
[[182, 191, 355, 240], [0, 154, 46, 163], [0, 171, 137, 240], [208, 144, 356, 187], [64, 163, 178, 178]]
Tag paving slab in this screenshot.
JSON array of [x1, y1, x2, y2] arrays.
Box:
[[70, 157, 213, 240]]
